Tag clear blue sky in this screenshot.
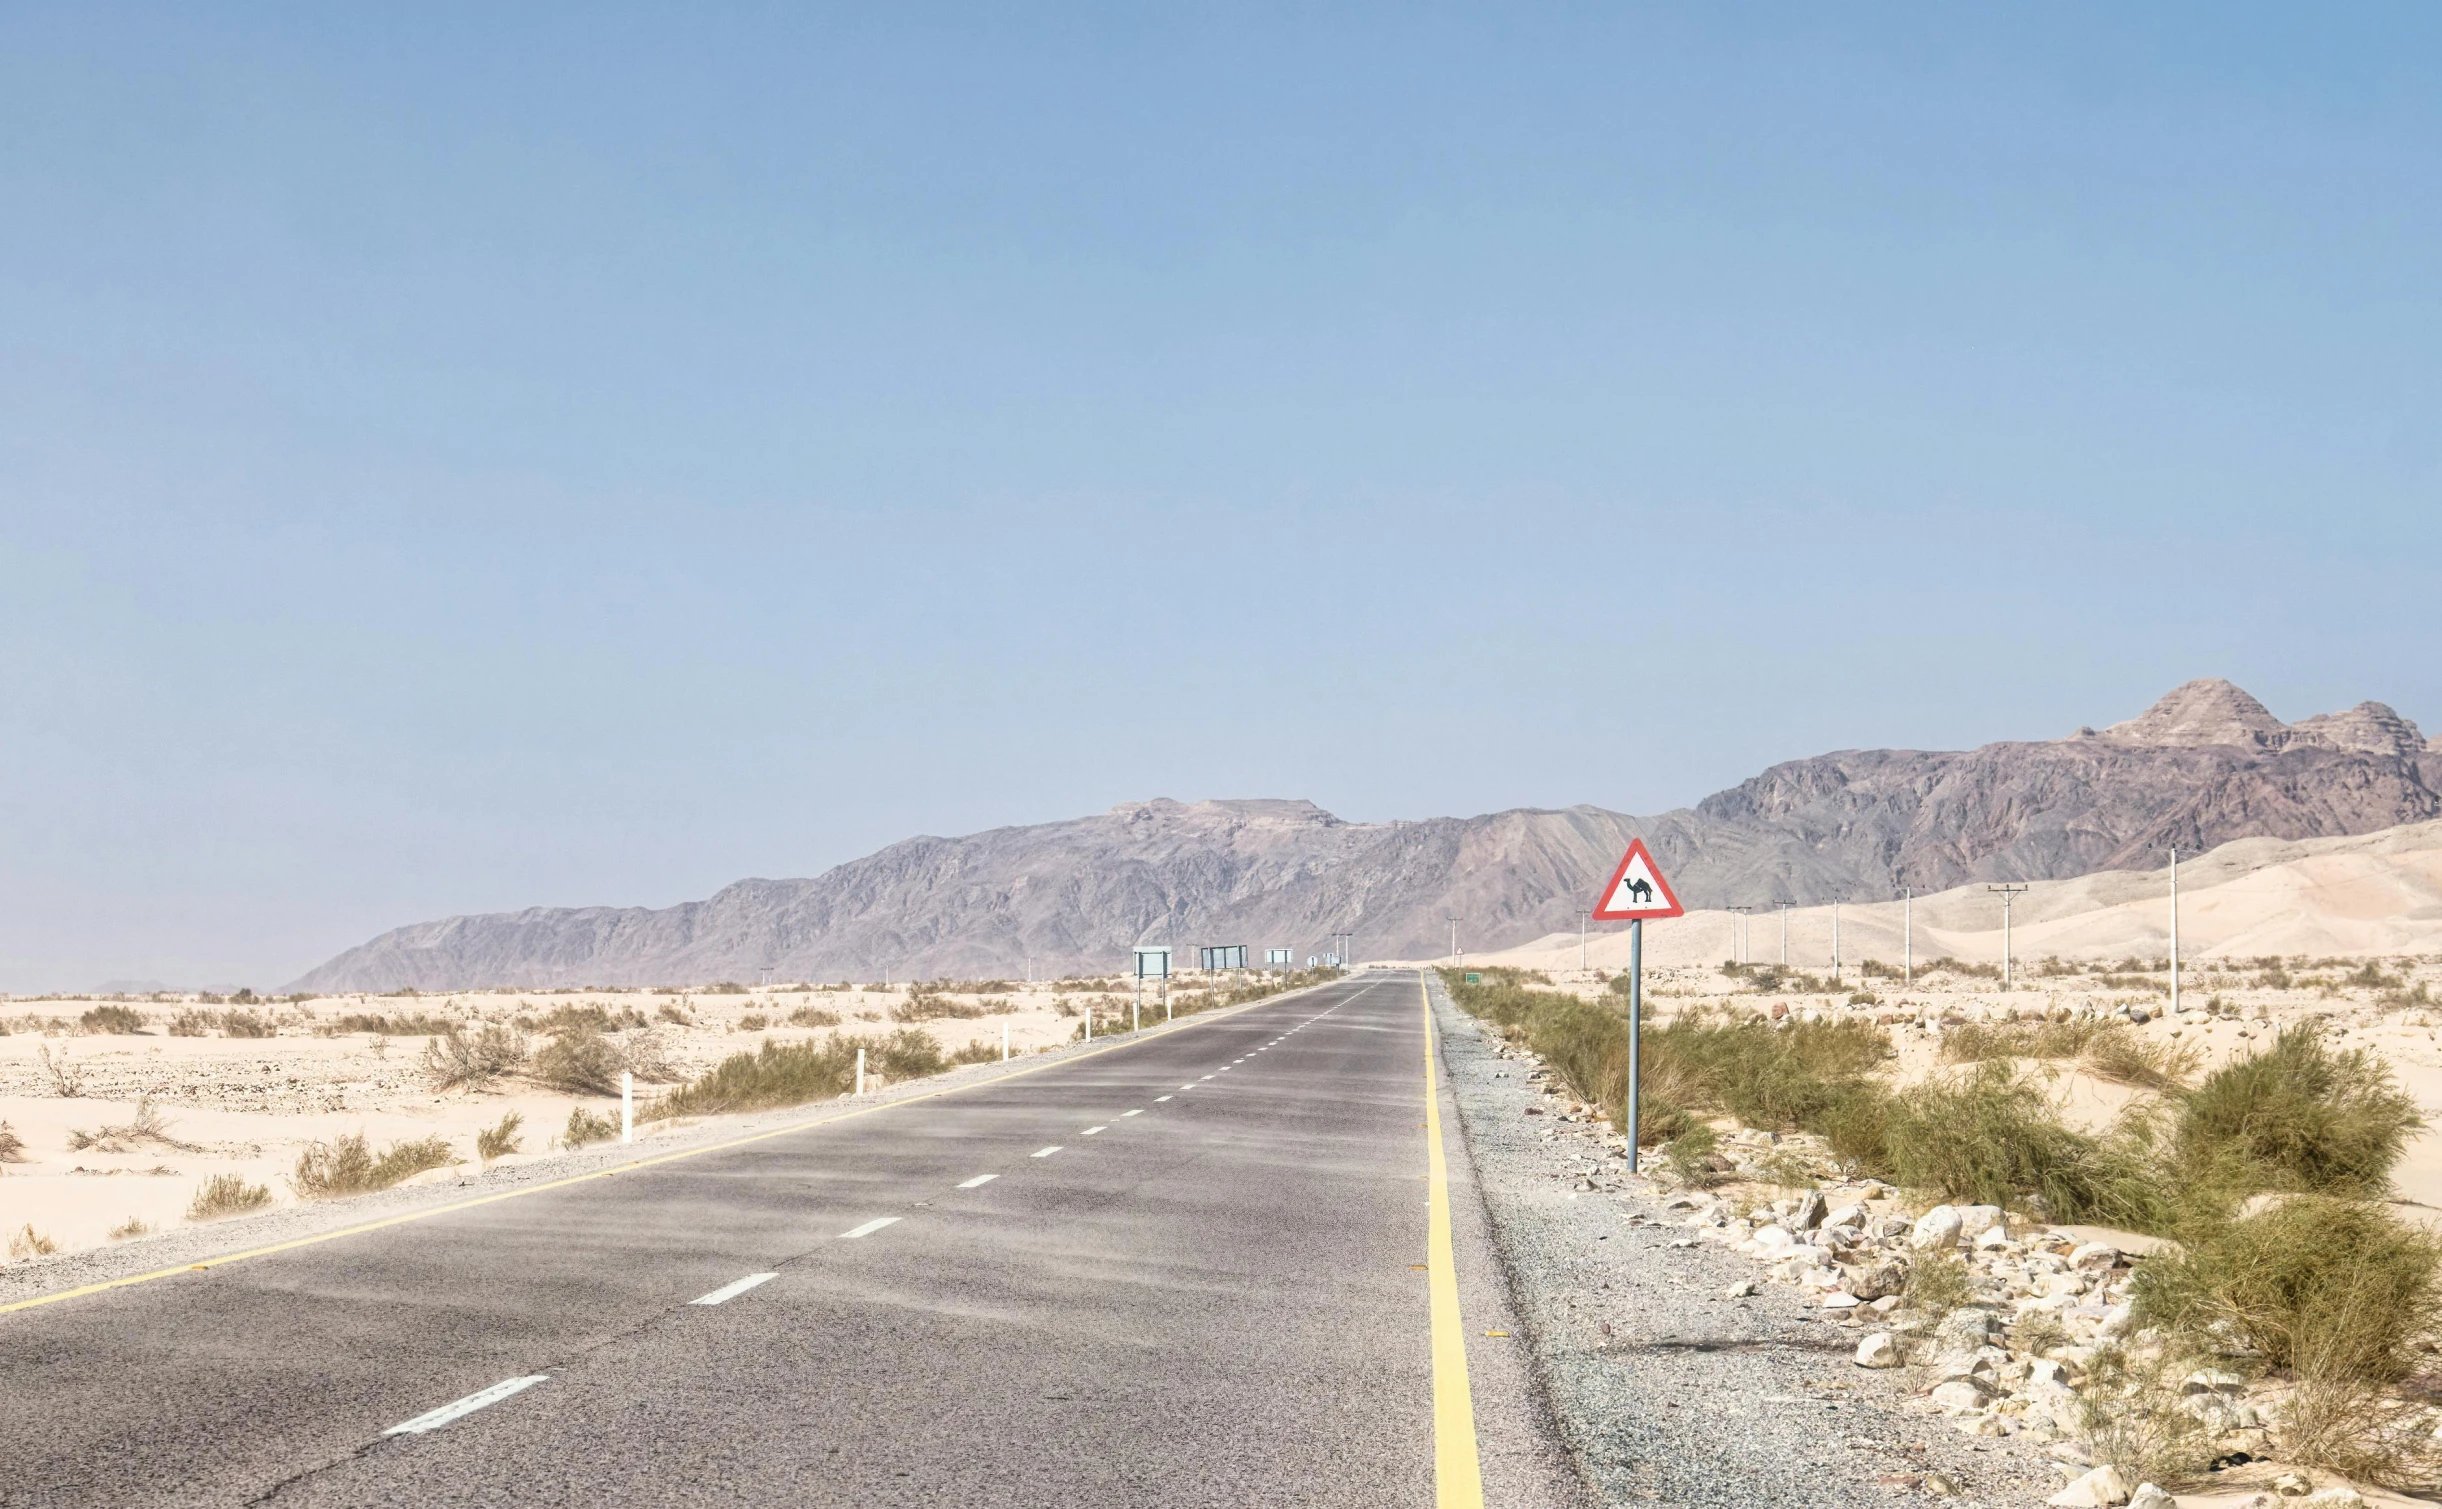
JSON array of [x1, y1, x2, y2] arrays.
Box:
[[5, 5, 2439, 989]]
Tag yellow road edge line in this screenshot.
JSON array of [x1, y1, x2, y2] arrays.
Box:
[[1423, 973, 1486, 1509], [0, 982, 1328, 1321]]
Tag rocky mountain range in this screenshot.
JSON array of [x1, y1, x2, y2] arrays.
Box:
[[289, 679, 2442, 991]]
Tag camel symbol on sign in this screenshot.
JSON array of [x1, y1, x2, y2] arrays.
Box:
[[1592, 838, 1685, 921]]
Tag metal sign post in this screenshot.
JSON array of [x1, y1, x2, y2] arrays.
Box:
[[1591, 838, 1686, 1174]]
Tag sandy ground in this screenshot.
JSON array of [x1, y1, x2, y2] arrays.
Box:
[[0, 979, 1192, 1259]]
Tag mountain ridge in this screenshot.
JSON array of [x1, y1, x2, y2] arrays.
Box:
[[289, 680, 2442, 991]]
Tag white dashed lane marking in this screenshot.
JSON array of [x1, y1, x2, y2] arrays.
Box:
[[689, 1273, 778, 1306], [1083, 1126, 1107, 1135], [385, 1376, 549, 1437], [1031, 1146, 1063, 1158], [840, 1217, 901, 1240], [1154, 1095, 1173, 1102], [1121, 1109, 1143, 1117], [956, 1174, 997, 1189]]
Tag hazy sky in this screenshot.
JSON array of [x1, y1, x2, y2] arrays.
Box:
[[5, 5, 2439, 989]]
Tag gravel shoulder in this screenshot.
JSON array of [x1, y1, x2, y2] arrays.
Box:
[[1431, 972, 2059, 1509]]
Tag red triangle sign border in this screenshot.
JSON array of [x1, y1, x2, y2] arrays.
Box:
[[1591, 837, 1685, 921]]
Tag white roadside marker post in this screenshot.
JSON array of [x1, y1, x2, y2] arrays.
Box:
[[2168, 846, 2181, 1016], [855, 1047, 866, 1096], [1133, 996, 1140, 1033], [1001, 1020, 1010, 1062], [620, 1072, 633, 1145]]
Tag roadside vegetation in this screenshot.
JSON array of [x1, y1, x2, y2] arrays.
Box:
[[1438, 967, 2438, 1483], [291, 1132, 457, 1199]]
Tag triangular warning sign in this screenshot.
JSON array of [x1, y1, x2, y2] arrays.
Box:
[[1592, 838, 1684, 920]]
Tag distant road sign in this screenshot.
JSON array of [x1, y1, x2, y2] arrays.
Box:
[[1199, 945, 1248, 971], [1266, 948, 1292, 967], [1306, 955, 1318, 968], [1592, 838, 1685, 921], [1134, 947, 1171, 979]]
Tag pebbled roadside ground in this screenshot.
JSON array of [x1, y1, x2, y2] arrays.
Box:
[[1431, 973, 2057, 1509]]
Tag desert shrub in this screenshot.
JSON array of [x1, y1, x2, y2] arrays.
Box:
[[185, 1173, 274, 1220], [8, 1224, 58, 1259], [1942, 1019, 2106, 1063], [2082, 1026, 2202, 1090], [736, 1013, 769, 1031], [2345, 961, 2401, 990], [68, 1099, 200, 1153], [647, 1035, 864, 1118], [109, 1218, 150, 1240], [564, 1105, 619, 1148], [1660, 1123, 1723, 1185], [0, 1121, 23, 1162], [947, 1040, 1001, 1066], [476, 1111, 524, 1162], [532, 1028, 623, 1095], [789, 1005, 841, 1028], [168, 1009, 213, 1036], [2174, 1024, 2422, 1196], [2077, 1344, 2218, 1488], [1847, 1062, 2172, 1227], [537, 1004, 646, 1035], [79, 1005, 146, 1034], [326, 1012, 455, 1036], [1901, 1249, 1970, 1315], [2136, 1195, 2442, 1385], [876, 1028, 945, 1080], [1923, 956, 2000, 981], [893, 992, 990, 1022], [422, 1024, 530, 1089], [219, 1010, 275, 1038], [656, 1002, 693, 1026], [291, 1132, 456, 1199]]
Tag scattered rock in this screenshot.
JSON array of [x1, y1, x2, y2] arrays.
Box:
[[1722, 1279, 1757, 1298], [2069, 1242, 2120, 1273], [2299, 1490, 2364, 1509], [1849, 1259, 1908, 1301], [1855, 1332, 1900, 1368], [1792, 1188, 1828, 1230], [2127, 1484, 2174, 1509], [1928, 1379, 1991, 1411], [1924, 1471, 1964, 1497], [2273, 1473, 2314, 1497], [1956, 1205, 2005, 1240], [1912, 1206, 1964, 1250], [2048, 1464, 2131, 1507]]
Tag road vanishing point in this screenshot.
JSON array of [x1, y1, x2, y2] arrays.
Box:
[[0, 971, 1573, 1507]]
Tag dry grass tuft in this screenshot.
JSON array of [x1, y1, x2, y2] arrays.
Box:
[[8, 1224, 58, 1259], [36, 1043, 85, 1097], [476, 1111, 524, 1163], [2081, 1026, 2202, 1090], [291, 1132, 456, 1199], [563, 1105, 618, 1148], [788, 1005, 841, 1028], [2076, 1344, 2218, 1488], [108, 1217, 150, 1240], [0, 1121, 25, 1163], [186, 1172, 274, 1220], [68, 1098, 203, 1154]]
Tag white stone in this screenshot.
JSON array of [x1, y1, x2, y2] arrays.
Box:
[[1912, 1206, 1965, 1249], [1825, 1202, 1868, 1231], [1929, 1379, 1990, 1412], [1957, 1204, 2006, 1239], [1721, 1279, 1756, 1298], [2048, 1465, 2131, 1508], [1752, 1224, 1795, 1253], [2026, 1358, 2070, 1387], [1855, 1331, 1902, 1367], [2299, 1491, 2364, 1509], [1820, 1291, 1860, 1309], [2182, 1367, 2245, 1394], [1974, 1223, 2014, 1250], [2095, 1302, 2134, 1338], [2127, 1484, 2175, 1509]]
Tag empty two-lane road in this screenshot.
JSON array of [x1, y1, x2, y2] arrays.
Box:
[[0, 972, 1562, 1507]]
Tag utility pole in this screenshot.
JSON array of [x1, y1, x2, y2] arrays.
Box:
[[1580, 911, 1590, 974], [1776, 901, 1795, 965], [1448, 917, 1459, 965], [1988, 885, 2029, 990], [1831, 900, 1842, 984], [1726, 905, 1753, 966], [1902, 887, 1914, 984], [2169, 851, 2181, 1012]]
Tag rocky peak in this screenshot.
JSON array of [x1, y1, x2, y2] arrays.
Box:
[[2291, 701, 2427, 760], [2100, 678, 2291, 750]]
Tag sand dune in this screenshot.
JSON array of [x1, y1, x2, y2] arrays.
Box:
[[1471, 818, 2442, 973]]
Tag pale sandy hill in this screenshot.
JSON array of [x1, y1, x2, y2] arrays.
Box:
[[1469, 818, 2442, 973]]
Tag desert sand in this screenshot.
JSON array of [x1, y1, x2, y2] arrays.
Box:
[[0, 978, 1182, 1259]]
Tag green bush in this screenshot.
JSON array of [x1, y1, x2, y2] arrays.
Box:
[[564, 1105, 619, 1148], [1852, 1062, 2171, 1227], [532, 1027, 623, 1095], [2174, 1024, 2422, 1196], [2137, 1194, 2442, 1385], [186, 1173, 274, 1221]]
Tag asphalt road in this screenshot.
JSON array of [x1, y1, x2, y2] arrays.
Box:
[[0, 971, 1581, 1508]]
